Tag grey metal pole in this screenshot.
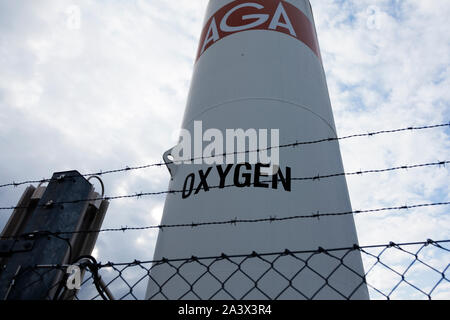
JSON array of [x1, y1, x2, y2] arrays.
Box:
[[0, 171, 108, 300]]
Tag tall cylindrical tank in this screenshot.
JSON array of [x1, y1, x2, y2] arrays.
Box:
[[146, 0, 369, 300]]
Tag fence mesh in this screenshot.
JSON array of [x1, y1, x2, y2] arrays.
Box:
[[6, 239, 449, 300]]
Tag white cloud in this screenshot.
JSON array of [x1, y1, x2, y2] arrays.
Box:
[[0, 0, 448, 299]]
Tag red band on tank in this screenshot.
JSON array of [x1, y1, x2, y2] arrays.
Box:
[[195, 0, 321, 62]]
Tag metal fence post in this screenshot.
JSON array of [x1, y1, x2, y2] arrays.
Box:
[[0, 170, 108, 300]]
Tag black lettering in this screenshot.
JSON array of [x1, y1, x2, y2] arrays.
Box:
[[254, 163, 270, 188], [234, 163, 252, 188], [216, 164, 233, 188], [272, 166, 291, 191], [182, 173, 195, 199], [195, 167, 212, 194]]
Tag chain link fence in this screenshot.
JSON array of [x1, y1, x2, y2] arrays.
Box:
[[6, 239, 449, 300]]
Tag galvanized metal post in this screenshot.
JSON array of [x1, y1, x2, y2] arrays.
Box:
[[0, 171, 108, 300]]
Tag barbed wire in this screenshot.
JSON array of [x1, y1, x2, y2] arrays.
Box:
[[1, 201, 448, 241], [1, 122, 448, 189], [94, 239, 450, 266], [0, 159, 448, 211], [15, 239, 450, 300]]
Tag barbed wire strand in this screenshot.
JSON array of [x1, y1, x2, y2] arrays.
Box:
[[2, 201, 448, 240], [1, 122, 448, 189], [33, 238, 449, 267], [1, 160, 448, 211]]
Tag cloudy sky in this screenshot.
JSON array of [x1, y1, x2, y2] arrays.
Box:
[[0, 0, 449, 299]]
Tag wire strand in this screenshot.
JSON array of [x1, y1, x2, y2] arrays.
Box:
[[2, 201, 448, 239], [1, 160, 448, 211], [1, 122, 448, 189]]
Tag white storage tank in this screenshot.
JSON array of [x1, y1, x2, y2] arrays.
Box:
[[146, 0, 369, 300]]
